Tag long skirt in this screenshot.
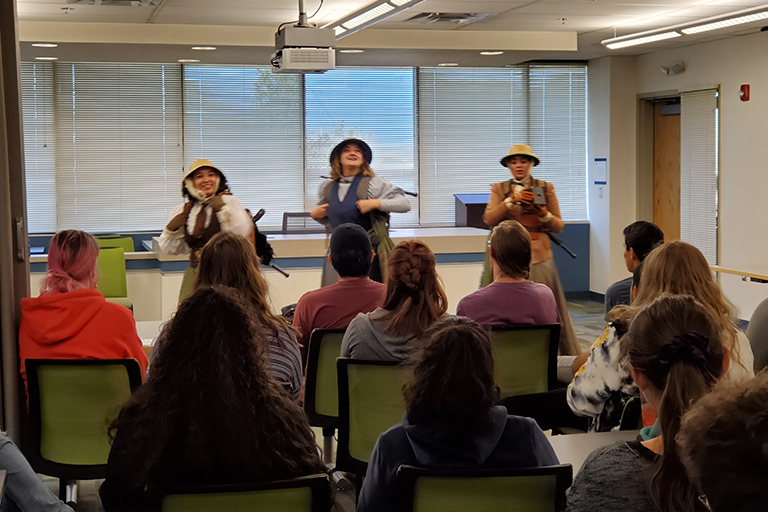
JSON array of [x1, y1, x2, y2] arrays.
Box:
[[529, 258, 581, 355], [178, 266, 196, 304]]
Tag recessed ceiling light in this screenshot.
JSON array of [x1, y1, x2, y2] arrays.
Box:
[[35, 57, 58, 61], [178, 59, 200, 63], [437, 62, 459, 67], [480, 51, 503, 56], [191, 46, 217, 51], [339, 49, 365, 54], [32, 43, 58, 48]]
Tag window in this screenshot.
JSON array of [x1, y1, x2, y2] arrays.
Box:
[[54, 62, 184, 231], [21, 62, 587, 233], [305, 67, 418, 227]]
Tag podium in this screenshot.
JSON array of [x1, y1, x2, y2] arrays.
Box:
[[454, 193, 490, 230]]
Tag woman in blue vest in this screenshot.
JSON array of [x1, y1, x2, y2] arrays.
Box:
[[311, 138, 410, 284]]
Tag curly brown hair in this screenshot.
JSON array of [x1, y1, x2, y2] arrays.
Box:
[[106, 286, 324, 501], [379, 240, 448, 338]]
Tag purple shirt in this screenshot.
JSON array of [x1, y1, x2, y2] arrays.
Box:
[[457, 281, 561, 327]]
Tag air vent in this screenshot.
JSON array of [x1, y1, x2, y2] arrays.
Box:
[[404, 12, 495, 25]]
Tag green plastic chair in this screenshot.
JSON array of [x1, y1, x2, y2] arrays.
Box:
[[96, 235, 134, 253], [303, 328, 345, 464], [396, 464, 573, 512], [489, 324, 560, 398], [96, 246, 133, 311], [162, 474, 331, 512], [26, 359, 142, 501], [336, 358, 411, 477]]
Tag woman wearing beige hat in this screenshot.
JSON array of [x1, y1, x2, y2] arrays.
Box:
[[158, 159, 253, 302], [481, 144, 580, 355]]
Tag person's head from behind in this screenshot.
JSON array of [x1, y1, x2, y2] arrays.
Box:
[[677, 372, 768, 512], [330, 223, 373, 278], [196, 232, 287, 337], [405, 317, 498, 426], [489, 220, 531, 280], [112, 285, 323, 488], [622, 294, 726, 512], [623, 221, 664, 272], [41, 230, 99, 295], [381, 240, 448, 337]]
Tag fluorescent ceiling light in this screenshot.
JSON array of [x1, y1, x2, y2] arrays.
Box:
[[178, 59, 200, 63], [35, 56, 58, 61], [191, 46, 217, 51], [323, 0, 425, 39], [682, 10, 768, 34], [603, 31, 681, 49], [339, 49, 365, 53], [32, 43, 58, 48], [480, 51, 504, 56], [437, 62, 458, 67]]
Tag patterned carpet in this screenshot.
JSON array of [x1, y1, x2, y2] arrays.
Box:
[[567, 299, 608, 352]]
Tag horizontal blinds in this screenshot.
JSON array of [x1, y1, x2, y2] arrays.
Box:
[[54, 62, 184, 231], [419, 68, 514, 226], [512, 65, 587, 220], [183, 66, 304, 230], [680, 89, 718, 264], [305, 67, 418, 227], [21, 62, 56, 233]]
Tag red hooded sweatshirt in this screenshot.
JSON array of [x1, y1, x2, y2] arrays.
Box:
[[19, 288, 148, 395]]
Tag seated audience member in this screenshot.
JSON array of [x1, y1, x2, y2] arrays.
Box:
[[677, 371, 768, 512], [194, 232, 302, 401], [19, 230, 148, 394], [567, 295, 727, 512], [341, 240, 448, 361], [457, 220, 560, 329], [0, 432, 73, 512], [604, 221, 664, 319], [100, 286, 326, 511], [293, 223, 385, 355], [568, 241, 754, 432], [358, 317, 559, 512]]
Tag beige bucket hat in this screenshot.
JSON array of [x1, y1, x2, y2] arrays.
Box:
[[183, 158, 222, 182], [500, 144, 540, 167]]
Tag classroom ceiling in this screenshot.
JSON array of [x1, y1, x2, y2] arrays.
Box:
[[15, 0, 768, 66]]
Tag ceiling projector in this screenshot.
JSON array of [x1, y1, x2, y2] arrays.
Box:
[[271, 25, 336, 74]]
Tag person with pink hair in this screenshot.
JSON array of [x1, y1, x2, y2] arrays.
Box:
[[19, 230, 148, 394]]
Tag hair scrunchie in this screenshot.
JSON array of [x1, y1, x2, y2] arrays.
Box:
[[656, 331, 711, 370]]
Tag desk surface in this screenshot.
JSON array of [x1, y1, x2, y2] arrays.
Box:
[[548, 430, 640, 474]]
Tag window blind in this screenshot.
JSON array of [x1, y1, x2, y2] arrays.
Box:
[[305, 67, 418, 227], [680, 88, 718, 265], [54, 62, 184, 232], [21, 62, 56, 233], [419, 64, 587, 225], [183, 66, 304, 230]]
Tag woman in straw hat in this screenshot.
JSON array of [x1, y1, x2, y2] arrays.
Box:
[[311, 138, 411, 284], [481, 144, 580, 355], [158, 159, 253, 302]]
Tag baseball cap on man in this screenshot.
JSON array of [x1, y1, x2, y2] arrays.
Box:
[[330, 223, 373, 277]]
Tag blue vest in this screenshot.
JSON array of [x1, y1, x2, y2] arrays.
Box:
[[327, 174, 372, 231]]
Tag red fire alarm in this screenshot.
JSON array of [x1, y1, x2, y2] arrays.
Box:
[[740, 84, 750, 101]]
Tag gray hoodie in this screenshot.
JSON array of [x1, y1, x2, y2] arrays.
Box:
[[340, 308, 419, 361]]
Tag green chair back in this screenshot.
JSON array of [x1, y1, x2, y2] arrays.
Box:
[[303, 329, 346, 428], [96, 236, 134, 253], [96, 246, 128, 298], [336, 358, 411, 476], [489, 325, 559, 398], [396, 464, 573, 512], [26, 359, 142, 480], [162, 474, 331, 512]]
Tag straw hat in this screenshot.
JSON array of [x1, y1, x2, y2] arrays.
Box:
[[500, 144, 540, 167], [183, 159, 222, 182]]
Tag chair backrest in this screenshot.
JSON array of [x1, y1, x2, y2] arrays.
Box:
[[26, 359, 142, 480], [336, 358, 411, 476], [746, 297, 768, 372], [96, 236, 134, 253], [162, 474, 331, 512], [489, 324, 559, 398], [282, 212, 326, 234], [96, 246, 128, 298], [396, 464, 573, 512], [303, 329, 346, 429]]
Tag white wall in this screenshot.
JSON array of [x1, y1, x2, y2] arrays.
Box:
[[586, 31, 768, 319]]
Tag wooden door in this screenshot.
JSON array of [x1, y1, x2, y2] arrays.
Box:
[[653, 102, 681, 241]]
